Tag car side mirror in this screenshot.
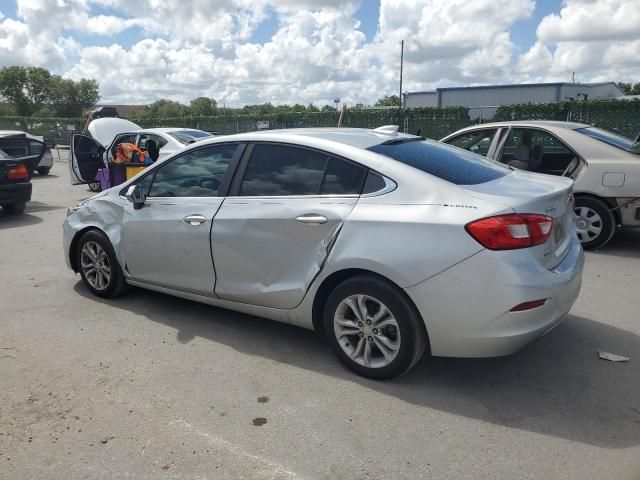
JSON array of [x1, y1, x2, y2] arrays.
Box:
[[125, 184, 146, 210]]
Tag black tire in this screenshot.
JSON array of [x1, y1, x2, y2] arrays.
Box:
[[2, 202, 26, 215], [323, 274, 429, 379], [88, 182, 102, 192], [574, 196, 616, 250], [37, 167, 50, 175], [76, 230, 128, 298]]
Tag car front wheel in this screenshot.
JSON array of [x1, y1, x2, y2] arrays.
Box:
[[574, 196, 616, 250], [76, 230, 127, 298], [323, 275, 428, 379]]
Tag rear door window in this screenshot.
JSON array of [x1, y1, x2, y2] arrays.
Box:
[[498, 128, 575, 175], [239, 144, 367, 196], [368, 139, 509, 185]]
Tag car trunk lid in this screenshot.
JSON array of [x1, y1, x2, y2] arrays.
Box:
[[462, 169, 575, 270], [0, 134, 44, 180], [87, 117, 141, 147]]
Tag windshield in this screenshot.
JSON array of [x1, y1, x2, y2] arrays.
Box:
[[576, 127, 640, 155], [167, 129, 213, 144], [368, 138, 510, 185]]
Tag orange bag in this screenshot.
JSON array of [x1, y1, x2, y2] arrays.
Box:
[[114, 143, 148, 164]]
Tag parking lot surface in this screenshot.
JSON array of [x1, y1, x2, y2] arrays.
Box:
[[1, 153, 639, 479]]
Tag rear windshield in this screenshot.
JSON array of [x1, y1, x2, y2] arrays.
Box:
[[167, 129, 213, 144], [576, 127, 640, 155], [368, 138, 510, 185]]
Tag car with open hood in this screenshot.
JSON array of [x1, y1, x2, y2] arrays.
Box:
[[442, 121, 640, 249]]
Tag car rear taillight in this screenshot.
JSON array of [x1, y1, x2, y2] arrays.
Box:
[[44, 145, 51, 154], [7, 164, 29, 181], [465, 214, 554, 250]]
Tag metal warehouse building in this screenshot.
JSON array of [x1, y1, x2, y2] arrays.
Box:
[[403, 82, 624, 110]]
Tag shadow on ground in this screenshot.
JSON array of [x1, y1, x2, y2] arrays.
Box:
[[25, 201, 66, 214], [0, 211, 42, 228], [73, 281, 640, 449], [595, 228, 640, 259], [31, 173, 60, 180]]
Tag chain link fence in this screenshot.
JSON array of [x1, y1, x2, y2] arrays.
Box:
[[2, 100, 638, 145]]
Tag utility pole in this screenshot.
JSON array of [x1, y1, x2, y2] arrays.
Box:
[[399, 40, 404, 109]]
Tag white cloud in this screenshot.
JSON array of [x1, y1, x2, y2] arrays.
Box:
[[517, 0, 640, 83], [1, 0, 639, 105]]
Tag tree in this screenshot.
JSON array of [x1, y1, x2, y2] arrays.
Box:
[[374, 95, 401, 107], [50, 77, 100, 117], [307, 103, 320, 112], [190, 96, 217, 116], [618, 82, 640, 95], [31, 105, 56, 117], [145, 99, 188, 117], [0, 66, 52, 116], [0, 66, 99, 117], [320, 104, 337, 112]]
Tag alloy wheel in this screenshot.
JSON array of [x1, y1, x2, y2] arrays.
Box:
[[80, 241, 111, 291], [333, 294, 401, 368]]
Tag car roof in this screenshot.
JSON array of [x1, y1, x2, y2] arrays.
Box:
[[454, 120, 590, 131], [143, 127, 209, 134], [0, 130, 27, 137], [212, 127, 419, 149]]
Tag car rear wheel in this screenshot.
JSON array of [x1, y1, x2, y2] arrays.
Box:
[[1, 202, 26, 215], [574, 196, 615, 250], [76, 230, 127, 298], [323, 275, 428, 379], [88, 182, 102, 192], [37, 167, 50, 175]]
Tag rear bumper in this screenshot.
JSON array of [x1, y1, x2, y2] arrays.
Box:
[[0, 182, 32, 205], [405, 234, 584, 358]]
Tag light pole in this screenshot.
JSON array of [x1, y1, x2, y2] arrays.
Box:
[[399, 39, 404, 109]]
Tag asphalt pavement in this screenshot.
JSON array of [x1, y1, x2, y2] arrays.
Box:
[[1, 151, 639, 479]]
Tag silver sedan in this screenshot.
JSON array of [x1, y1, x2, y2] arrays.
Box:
[[63, 126, 583, 379]]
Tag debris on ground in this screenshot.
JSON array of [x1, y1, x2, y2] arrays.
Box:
[[598, 351, 630, 362]]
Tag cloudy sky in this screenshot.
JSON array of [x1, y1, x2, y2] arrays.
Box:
[[0, 0, 638, 106]]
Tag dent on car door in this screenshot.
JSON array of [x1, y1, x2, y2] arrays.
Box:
[[120, 143, 243, 296], [211, 143, 367, 310], [70, 134, 104, 184]]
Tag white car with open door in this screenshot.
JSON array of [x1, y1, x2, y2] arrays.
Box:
[[69, 118, 213, 189], [442, 121, 640, 249]]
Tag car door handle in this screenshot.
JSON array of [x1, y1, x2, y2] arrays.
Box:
[[183, 214, 207, 225], [295, 214, 328, 225]]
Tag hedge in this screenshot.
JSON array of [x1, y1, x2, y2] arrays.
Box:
[[1, 99, 638, 145]]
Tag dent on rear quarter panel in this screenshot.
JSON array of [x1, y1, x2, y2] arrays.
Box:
[[324, 202, 488, 288], [68, 196, 125, 267]]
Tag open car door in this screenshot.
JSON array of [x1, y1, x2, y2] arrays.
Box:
[[69, 134, 104, 185], [0, 134, 45, 175]]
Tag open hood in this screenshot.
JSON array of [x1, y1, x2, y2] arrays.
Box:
[[87, 118, 141, 147]]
